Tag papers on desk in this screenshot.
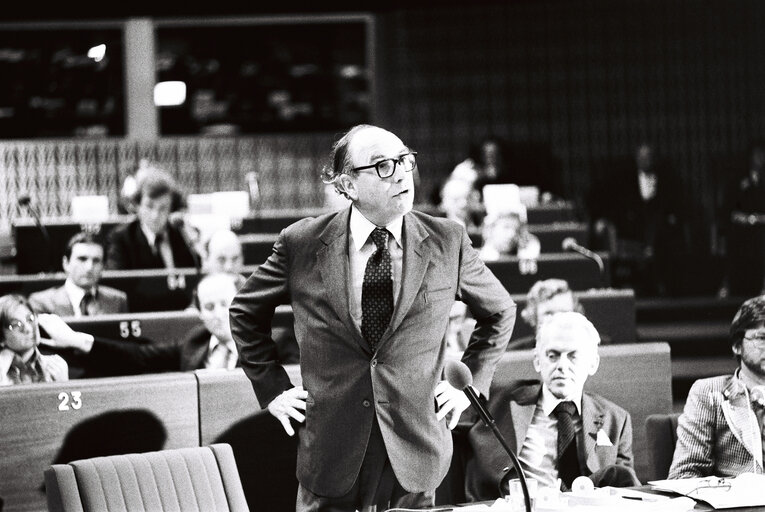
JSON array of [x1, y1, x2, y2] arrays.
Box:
[[451, 490, 696, 511], [649, 473, 765, 509]]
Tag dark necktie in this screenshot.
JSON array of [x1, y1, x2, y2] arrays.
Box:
[[553, 400, 581, 489], [9, 352, 43, 384], [361, 227, 393, 353], [80, 291, 95, 316], [153, 232, 165, 266]]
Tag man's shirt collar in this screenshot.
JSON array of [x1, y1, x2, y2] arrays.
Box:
[[349, 205, 403, 252], [541, 383, 583, 417]]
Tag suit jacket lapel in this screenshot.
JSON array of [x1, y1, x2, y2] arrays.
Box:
[[510, 384, 541, 452], [722, 377, 764, 468], [54, 286, 75, 316], [381, 213, 431, 344], [317, 208, 368, 354], [582, 393, 608, 473]]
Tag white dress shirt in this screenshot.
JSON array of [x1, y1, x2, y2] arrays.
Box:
[[64, 279, 94, 318], [519, 385, 583, 489], [348, 206, 404, 332], [140, 222, 175, 269]]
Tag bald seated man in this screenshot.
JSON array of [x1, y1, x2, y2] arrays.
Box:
[[204, 229, 244, 274], [229, 124, 516, 512]]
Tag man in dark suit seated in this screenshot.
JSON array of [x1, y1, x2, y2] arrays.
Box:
[[29, 232, 128, 316], [37, 272, 249, 376], [464, 312, 639, 501], [106, 166, 198, 270]]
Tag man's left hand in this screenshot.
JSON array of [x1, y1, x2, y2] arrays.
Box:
[[435, 379, 470, 430]]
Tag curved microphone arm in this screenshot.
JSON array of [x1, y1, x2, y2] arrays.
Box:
[[444, 361, 532, 512]]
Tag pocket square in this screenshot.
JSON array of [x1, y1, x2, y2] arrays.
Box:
[[596, 428, 613, 446]]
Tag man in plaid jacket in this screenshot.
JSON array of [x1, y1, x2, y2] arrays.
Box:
[[668, 295, 765, 478]]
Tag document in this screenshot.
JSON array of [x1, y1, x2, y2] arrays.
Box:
[[649, 473, 765, 509]]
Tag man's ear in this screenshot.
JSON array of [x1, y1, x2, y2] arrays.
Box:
[[532, 349, 541, 373], [61, 256, 69, 272], [588, 352, 600, 376], [336, 174, 358, 201]]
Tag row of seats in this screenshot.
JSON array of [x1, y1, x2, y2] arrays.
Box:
[[0, 254, 611, 313], [56, 288, 635, 354], [0, 342, 671, 512], [12, 203, 578, 274], [239, 222, 589, 265]]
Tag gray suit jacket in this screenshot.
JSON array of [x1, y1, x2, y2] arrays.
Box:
[[29, 285, 128, 316], [230, 207, 516, 497], [669, 374, 764, 479], [465, 380, 634, 501]]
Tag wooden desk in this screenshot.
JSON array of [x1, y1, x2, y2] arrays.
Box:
[[13, 216, 130, 274], [195, 366, 302, 512], [0, 373, 198, 512], [507, 288, 636, 345], [240, 223, 592, 267], [486, 253, 610, 293], [0, 267, 263, 313], [233, 203, 578, 237], [64, 311, 203, 346]]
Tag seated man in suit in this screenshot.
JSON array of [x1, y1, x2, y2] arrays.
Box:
[[29, 232, 128, 316], [37, 272, 247, 376], [107, 166, 198, 270], [669, 295, 765, 478], [465, 311, 638, 501]]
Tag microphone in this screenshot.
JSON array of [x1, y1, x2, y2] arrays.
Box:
[[444, 360, 532, 512], [561, 237, 605, 280], [18, 194, 55, 272]]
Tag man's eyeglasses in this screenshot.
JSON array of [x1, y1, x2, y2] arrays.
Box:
[[6, 313, 37, 334], [744, 332, 765, 347], [351, 152, 417, 179]]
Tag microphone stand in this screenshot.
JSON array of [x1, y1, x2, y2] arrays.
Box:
[[18, 196, 55, 272], [462, 386, 533, 512]]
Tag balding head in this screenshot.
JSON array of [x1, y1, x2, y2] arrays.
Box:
[[203, 229, 243, 274]]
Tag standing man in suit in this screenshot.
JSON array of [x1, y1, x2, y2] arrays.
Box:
[[106, 166, 198, 270], [37, 272, 245, 376], [229, 124, 516, 511], [465, 312, 638, 501], [29, 232, 128, 316], [668, 295, 765, 478]]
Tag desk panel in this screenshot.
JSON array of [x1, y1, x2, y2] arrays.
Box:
[[195, 366, 302, 512], [0, 373, 198, 512], [486, 253, 610, 293], [64, 311, 203, 346], [241, 223, 591, 267], [507, 288, 636, 346]]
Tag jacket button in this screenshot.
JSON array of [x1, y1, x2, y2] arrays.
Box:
[[371, 359, 377, 368], [362, 399, 371, 408]]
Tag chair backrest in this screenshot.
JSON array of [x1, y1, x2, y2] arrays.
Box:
[[45, 444, 249, 512], [644, 412, 681, 481]]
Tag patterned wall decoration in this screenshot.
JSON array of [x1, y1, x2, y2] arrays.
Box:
[[0, 134, 334, 231], [377, 0, 765, 255]]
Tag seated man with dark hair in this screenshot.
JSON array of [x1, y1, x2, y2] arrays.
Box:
[[38, 273, 250, 376], [107, 166, 198, 270], [29, 232, 128, 316], [464, 312, 638, 501], [669, 295, 765, 478]]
